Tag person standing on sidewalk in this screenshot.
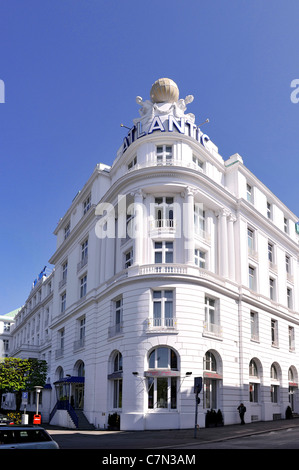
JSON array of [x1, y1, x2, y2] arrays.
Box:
[[237, 403, 246, 424]]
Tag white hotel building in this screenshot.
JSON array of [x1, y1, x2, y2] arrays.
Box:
[[8, 78, 299, 430]]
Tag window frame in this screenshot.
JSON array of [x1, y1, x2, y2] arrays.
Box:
[[152, 289, 174, 328]]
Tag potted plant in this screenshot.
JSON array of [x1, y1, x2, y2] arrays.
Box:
[[286, 406, 293, 420], [108, 412, 120, 430]]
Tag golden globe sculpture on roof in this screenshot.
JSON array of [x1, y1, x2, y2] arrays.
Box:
[[150, 78, 179, 103]]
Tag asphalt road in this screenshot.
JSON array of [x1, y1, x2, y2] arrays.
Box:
[[46, 420, 299, 450]]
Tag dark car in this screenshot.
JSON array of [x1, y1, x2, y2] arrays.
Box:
[[0, 426, 59, 449], [0, 415, 11, 426]]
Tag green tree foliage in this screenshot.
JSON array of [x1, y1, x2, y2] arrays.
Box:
[[0, 357, 47, 411]]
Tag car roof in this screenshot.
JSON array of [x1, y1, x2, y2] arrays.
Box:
[[0, 425, 45, 430]]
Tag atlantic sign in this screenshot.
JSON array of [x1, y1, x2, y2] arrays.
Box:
[[121, 115, 210, 154]]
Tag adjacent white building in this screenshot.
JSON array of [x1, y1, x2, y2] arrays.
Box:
[[7, 78, 299, 430]]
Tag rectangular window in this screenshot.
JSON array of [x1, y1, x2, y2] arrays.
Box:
[[192, 155, 203, 169], [249, 383, 258, 403], [128, 156, 137, 170], [113, 379, 122, 409], [79, 317, 86, 341], [154, 197, 174, 228], [250, 311, 259, 342], [268, 242, 274, 263], [61, 292, 66, 313], [194, 204, 205, 236], [81, 239, 88, 260], [286, 255, 290, 274], [289, 326, 295, 351], [269, 278, 275, 301], [153, 290, 173, 327], [62, 261, 68, 281], [147, 375, 177, 410], [80, 275, 87, 298], [59, 328, 64, 350], [124, 248, 133, 269], [195, 249, 206, 268], [271, 385, 278, 403], [271, 319, 278, 347], [156, 145, 173, 165], [115, 298, 123, 331], [267, 201, 272, 219], [204, 297, 221, 337], [287, 288, 293, 309], [64, 222, 70, 239], [78, 239, 88, 272], [154, 241, 173, 264], [248, 266, 255, 290], [284, 217, 289, 233], [83, 194, 91, 214], [247, 184, 253, 203], [247, 227, 257, 258], [109, 298, 123, 338]]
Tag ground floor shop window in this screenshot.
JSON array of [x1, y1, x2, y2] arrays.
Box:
[[147, 347, 178, 410], [148, 376, 177, 409], [108, 351, 123, 410], [113, 379, 122, 409], [204, 378, 217, 409], [249, 383, 259, 403], [203, 351, 222, 410]]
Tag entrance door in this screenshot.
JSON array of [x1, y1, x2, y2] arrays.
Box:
[[74, 384, 84, 409], [204, 378, 217, 409], [289, 386, 295, 411]]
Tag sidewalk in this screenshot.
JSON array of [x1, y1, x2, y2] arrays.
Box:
[[44, 417, 299, 449]]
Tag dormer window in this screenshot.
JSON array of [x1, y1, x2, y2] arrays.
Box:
[[247, 184, 253, 203], [267, 201, 272, 220], [128, 156, 137, 170], [192, 155, 203, 170], [83, 194, 91, 214], [64, 222, 70, 240]]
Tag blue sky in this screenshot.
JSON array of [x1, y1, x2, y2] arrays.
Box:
[[1, 0, 299, 315]]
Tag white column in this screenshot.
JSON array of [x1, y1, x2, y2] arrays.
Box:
[[99, 237, 106, 283], [132, 190, 144, 266], [184, 187, 195, 265], [227, 213, 236, 281], [217, 208, 228, 278]]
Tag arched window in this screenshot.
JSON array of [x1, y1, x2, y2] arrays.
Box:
[[249, 359, 259, 403], [249, 359, 258, 377], [270, 363, 279, 403], [114, 352, 123, 372], [147, 347, 179, 410], [288, 367, 298, 411], [109, 351, 123, 409], [204, 351, 216, 372], [203, 351, 221, 409], [76, 360, 85, 377], [271, 364, 277, 380], [148, 347, 177, 370]]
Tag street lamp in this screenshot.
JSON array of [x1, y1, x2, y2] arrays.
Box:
[[34, 386, 43, 416]]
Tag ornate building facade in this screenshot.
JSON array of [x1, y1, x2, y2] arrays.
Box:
[[7, 78, 299, 430]]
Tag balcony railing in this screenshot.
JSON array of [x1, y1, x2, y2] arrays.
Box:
[[59, 277, 67, 290], [77, 255, 88, 273], [203, 321, 223, 338], [139, 264, 187, 275], [55, 348, 64, 359], [73, 337, 85, 351], [108, 322, 123, 338], [147, 317, 177, 331]]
